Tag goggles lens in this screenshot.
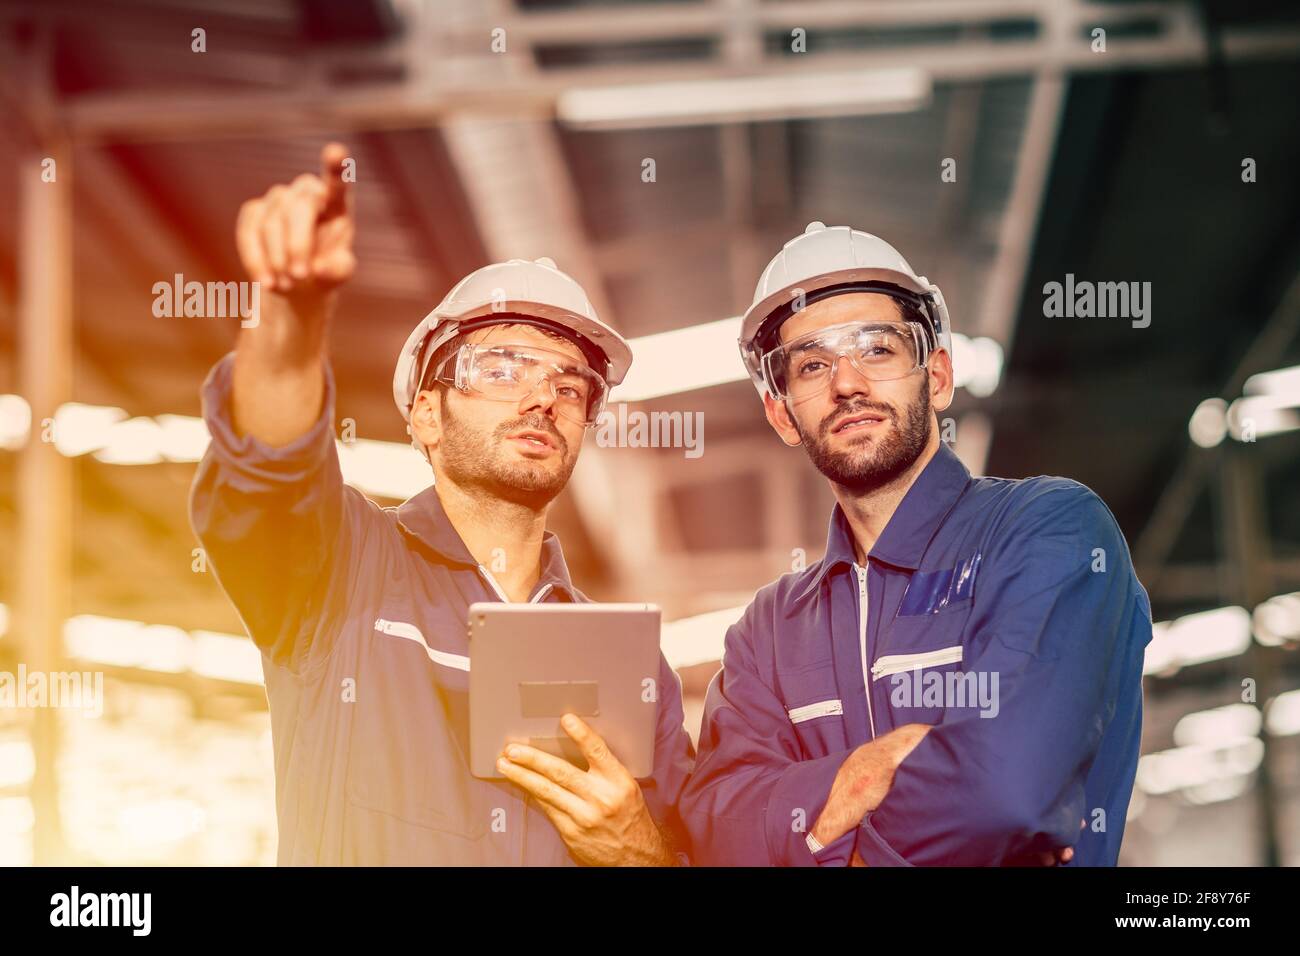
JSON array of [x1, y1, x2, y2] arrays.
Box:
[[762, 321, 927, 404], [439, 343, 609, 426]]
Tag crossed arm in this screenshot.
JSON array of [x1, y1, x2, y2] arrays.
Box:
[[810, 724, 1075, 866]]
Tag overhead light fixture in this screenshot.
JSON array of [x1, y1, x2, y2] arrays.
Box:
[[51, 403, 128, 458], [335, 437, 431, 501], [1216, 363, 1300, 441], [63, 614, 262, 686], [1136, 738, 1263, 798], [949, 334, 1003, 398], [611, 316, 746, 403], [1188, 397, 1228, 448], [1143, 605, 1251, 676], [1243, 363, 1300, 401], [1172, 703, 1261, 748], [191, 630, 264, 685], [92, 417, 167, 466], [64, 616, 189, 674], [1227, 395, 1300, 441], [0, 395, 31, 451], [1253, 591, 1300, 647], [557, 67, 931, 131], [1265, 689, 1300, 737], [155, 414, 213, 463]]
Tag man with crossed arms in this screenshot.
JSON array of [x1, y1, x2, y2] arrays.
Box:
[[680, 222, 1151, 866]]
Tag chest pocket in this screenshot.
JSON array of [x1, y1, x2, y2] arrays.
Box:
[[777, 663, 850, 760], [345, 612, 496, 844], [875, 576, 982, 726]]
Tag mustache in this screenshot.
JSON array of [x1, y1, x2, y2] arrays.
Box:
[[820, 399, 897, 439], [494, 413, 568, 453]]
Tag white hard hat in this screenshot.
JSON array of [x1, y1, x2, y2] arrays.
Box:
[[738, 221, 952, 398], [392, 256, 632, 459]]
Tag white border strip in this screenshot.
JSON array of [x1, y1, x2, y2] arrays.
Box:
[[373, 618, 470, 672], [871, 644, 963, 681], [787, 698, 844, 724]]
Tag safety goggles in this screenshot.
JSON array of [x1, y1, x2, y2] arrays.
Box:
[[432, 342, 610, 426], [760, 320, 930, 405]]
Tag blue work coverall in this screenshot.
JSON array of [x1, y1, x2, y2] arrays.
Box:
[[189, 352, 695, 864], [680, 443, 1151, 866]]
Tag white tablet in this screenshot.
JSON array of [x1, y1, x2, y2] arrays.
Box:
[[468, 602, 662, 779]]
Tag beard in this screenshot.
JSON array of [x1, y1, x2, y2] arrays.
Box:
[[794, 375, 932, 495], [438, 397, 576, 508]]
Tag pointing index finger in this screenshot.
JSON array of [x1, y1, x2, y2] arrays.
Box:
[[319, 142, 351, 216]]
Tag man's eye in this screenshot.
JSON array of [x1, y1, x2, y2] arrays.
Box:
[[797, 358, 828, 376], [556, 385, 583, 400]]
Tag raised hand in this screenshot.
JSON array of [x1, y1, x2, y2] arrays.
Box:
[[235, 142, 355, 302], [229, 143, 356, 445]]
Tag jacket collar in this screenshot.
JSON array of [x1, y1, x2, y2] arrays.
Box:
[[395, 483, 579, 601], [794, 442, 971, 604]]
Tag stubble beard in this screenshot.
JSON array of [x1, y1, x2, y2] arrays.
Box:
[[438, 396, 576, 508], [795, 375, 933, 495]]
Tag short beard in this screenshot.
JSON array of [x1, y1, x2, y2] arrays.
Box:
[[794, 375, 932, 495], [437, 392, 576, 508]]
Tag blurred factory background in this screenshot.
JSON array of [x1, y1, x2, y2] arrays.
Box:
[[1, 0, 1299, 866]]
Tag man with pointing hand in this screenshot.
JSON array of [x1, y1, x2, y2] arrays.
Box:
[[191, 144, 694, 865]]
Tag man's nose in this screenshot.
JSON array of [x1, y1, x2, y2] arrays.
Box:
[[518, 377, 559, 419], [829, 352, 872, 398]]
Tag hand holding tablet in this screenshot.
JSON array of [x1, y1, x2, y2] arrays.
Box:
[[468, 603, 663, 779]]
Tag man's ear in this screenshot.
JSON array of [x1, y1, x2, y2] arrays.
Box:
[[762, 392, 803, 447], [409, 387, 442, 452], [929, 347, 955, 413]]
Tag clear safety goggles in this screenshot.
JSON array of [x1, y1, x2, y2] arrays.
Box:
[[433, 342, 610, 426], [761, 320, 930, 405]]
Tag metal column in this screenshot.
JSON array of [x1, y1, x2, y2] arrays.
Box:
[[15, 134, 74, 865]]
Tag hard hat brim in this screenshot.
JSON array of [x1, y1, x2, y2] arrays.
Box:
[[740, 266, 931, 346]]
